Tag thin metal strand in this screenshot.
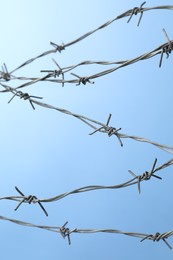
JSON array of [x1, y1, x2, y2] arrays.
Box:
[[0, 4, 171, 76], [2, 157, 173, 206], [1, 84, 173, 155], [0, 215, 172, 248], [7, 37, 173, 89]]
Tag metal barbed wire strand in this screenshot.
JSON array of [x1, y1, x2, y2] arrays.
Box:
[[0, 28, 171, 92], [127, 157, 173, 193], [159, 28, 173, 67], [69, 36, 173, 84], [9, 48, 58, 74], [5, 29, 172, 90], [0, 59, 132, 92], [52, 3, 173, 49], [0, 73, 55, 93], [2, 157, 173, 209], [0, 215, 172, 248], [2, 4, 173, 76], [1, 84, 173, 154]]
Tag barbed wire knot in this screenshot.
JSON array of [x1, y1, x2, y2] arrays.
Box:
[[41, 59, 65, 87], [0, 63, 11, 81], [128, 158, 162, 193], [141, 232, 172, 249], [14, 186, 48, 216], [52, 58, 65, 87], [89, 114, 123, 146], [50, 41, 65, 53], [127, 2, 146, 26], [7, 89, 43, 110], [159, 29, 173, 67], [60, 221, 77, 245], [71, 73, 94, 86]]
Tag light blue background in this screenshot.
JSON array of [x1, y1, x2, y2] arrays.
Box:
[[0, 1, 173, 259]]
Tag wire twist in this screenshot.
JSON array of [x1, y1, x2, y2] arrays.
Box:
[[50, 41, 65, 53], [71, 73, 94, 86], [89, 114, 123, 146], [41, 59, 65, 87], [141, 232, 172, 249], [14, 186, 48, 217], [1, 84, 43, 110], [60, 222, 77, 245], [159, 29, 173, 67], [128, 159, 162, 193], [127, 2, 146, 26], [0, 63, 11, 81], [0, 215, 172, 249]]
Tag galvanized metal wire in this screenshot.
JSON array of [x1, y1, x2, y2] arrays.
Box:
[[0, 3, 173, 83], [1, 84, 173, 154], [1, 157, 173, 215], [0, 3, 173, 252], [1, 32, 173, 89], [0, 215, 172, 248]]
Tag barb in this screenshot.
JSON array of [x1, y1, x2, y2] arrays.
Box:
[[71, 38, 173, 83], [0, 178, 145, 205], [128, 158, 162, 193], [60, 221, 77, 245], [141, 232, 172, 249], [89, 114, 123, 146], [127, 2, 146, 26], [159, 28, 173, 67], [0, 215, 172, 249], [52, 58, 65, 87], [40, 58, 65, 87], [1, 83, 43, 110], [0, 63, 11, 81], [14, 186, 48, 217], [50, 41, 65, 53]]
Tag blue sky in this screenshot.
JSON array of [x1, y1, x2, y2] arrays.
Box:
[[0, 1, 173, 259]]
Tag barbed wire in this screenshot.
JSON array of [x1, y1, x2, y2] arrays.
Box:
[[0, 27, 172, 91], [1, 3, 173, 253], [0, 3, 172, 81], [1, 84, 173, 154], [0, 215, 172, 248], [1, 157, 173, 215]]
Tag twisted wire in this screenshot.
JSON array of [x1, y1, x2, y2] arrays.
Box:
[[0, 215, 172, 248], [1, 84, 173, 155], [71, 38, 173, 83], [1, 158, 173, 210], [1, 31, 172, 90], [0, 4, 172, 77], [0, 4, 173, 252]]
